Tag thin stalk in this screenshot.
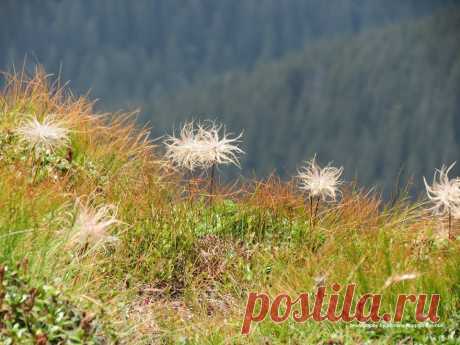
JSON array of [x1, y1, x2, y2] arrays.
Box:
[[209, 163, 216, 205], [309, 195, 313, 235], [313, 196, 320, 227], [449, 209, 452, 240], [31, 150, 41, 185], [185, 170, 193, 200]]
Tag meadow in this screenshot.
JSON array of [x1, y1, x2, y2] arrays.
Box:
[[0, 70, 459, 344]]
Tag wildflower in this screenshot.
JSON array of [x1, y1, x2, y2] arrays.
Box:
[[68, 203, 119, 249], [16, 115, 70, 151], [164, 121, 203, 171], [297, 155, 343, 233], [297, 155, 343, 201], [164, 121, 243, 171], [194, 122, 244, 169], [423, 162, 460, 216], [424, 162, 460, 240], [164, 121, 243, 203]]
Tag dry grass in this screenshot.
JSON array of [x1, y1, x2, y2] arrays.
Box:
[[1, 69, 459, 344]]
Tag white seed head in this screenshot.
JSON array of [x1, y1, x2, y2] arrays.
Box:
[[423, 162, 460, 216], [297, 155, 343, 201], [164, 122, 202, 171], [164, 121, 244, 171], [69, 203, 119, 248], [16, 115, 70, 151], [195, 122, 244, 169]]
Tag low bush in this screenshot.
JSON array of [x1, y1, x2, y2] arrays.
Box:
[[0, 264, 117, 345]]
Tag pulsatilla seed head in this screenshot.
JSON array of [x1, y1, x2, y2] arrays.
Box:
[[16, 114, 70, 151], [297, 155, 343, 201], [164, 120, 244, 172], [424, 162, 460, 217]]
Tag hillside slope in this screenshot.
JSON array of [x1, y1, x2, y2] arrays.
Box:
[[149, 8, 460, 192], [1, 70, 460, 344]]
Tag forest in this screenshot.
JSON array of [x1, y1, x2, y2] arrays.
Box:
[[149, 8, 460, 191]]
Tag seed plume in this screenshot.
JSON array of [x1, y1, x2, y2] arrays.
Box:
[[16, 115, 70, 151], [68, 202, 120, 249], [423, 162, 460, 216], [164, 121, 244, 171], [297, 155, 343, 201]]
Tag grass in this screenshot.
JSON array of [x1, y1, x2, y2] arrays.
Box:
[[0, 69, 460, 344]]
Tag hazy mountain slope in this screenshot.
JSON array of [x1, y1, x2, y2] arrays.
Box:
[[148, 8, 460, 191], [0, 0, 456, 109]]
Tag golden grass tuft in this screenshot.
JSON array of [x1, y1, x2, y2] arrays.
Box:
[[2, 67, 157, 162], [0, 67, 164, 202], [243, 174, 304, 214]]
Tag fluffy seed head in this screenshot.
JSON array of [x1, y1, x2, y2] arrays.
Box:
[[163, 122, 202, 171], [16, 115, 70, 151], [423, 162, 460, 216], [297, 155, 343, 201], [69, 203, 119, 248], [164, 121, 244, 171]]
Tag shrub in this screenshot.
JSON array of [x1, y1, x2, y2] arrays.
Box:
[[0, 264, 117, 345]]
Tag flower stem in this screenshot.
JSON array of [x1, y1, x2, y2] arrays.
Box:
[[185, 170, 193, 200], [209, 163, 216, 205], [309, 195, 313, 232], [313, 196, 320, 227], [449, 209, 452, 240]]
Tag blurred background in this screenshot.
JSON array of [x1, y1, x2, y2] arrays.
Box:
[[1, 0, 459, 194]]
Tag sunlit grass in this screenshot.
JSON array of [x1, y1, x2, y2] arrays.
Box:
[[0, 69, 459, 344]]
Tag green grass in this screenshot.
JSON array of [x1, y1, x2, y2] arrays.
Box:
[[0, 70, 459, 344]]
